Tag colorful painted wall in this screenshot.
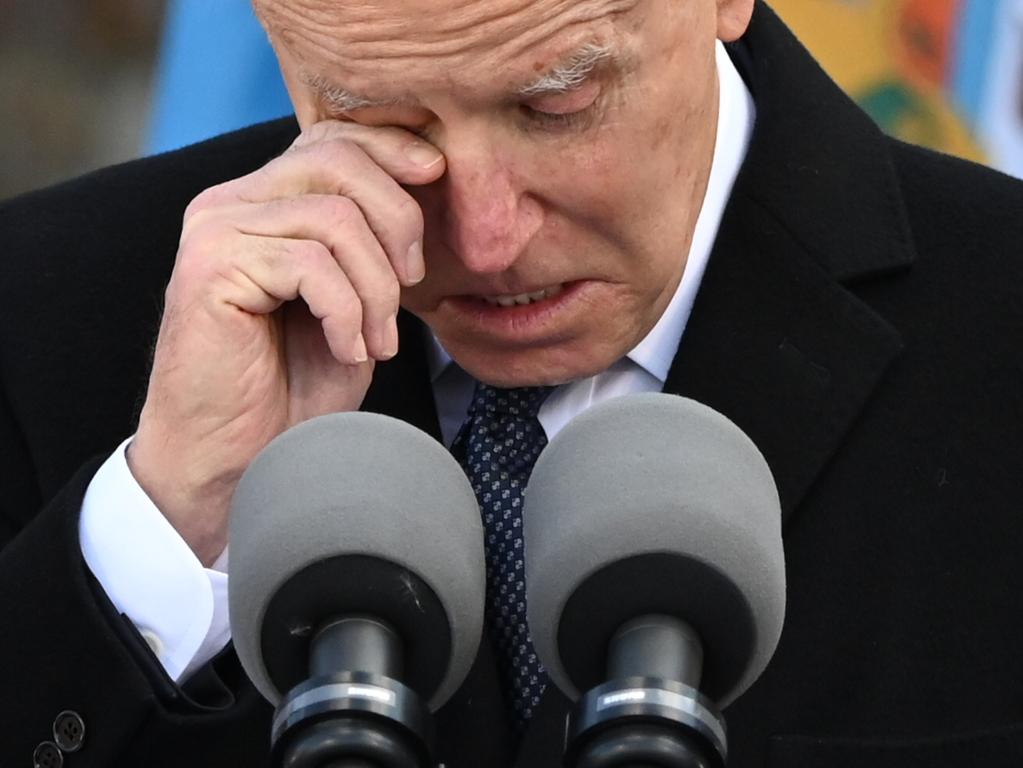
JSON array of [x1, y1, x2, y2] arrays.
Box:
[[772, 0, 1023, 176]]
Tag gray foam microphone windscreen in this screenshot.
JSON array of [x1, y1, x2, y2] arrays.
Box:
[[524, 393, 785, 708], [229, 412, 485, 711]]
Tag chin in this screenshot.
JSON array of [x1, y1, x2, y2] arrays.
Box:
[[450, 340, 624, 389]]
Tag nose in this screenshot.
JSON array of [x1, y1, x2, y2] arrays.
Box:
[[433, 145, 543, 274]]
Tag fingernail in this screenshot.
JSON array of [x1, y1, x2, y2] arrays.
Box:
[[406, 241, 426, 285], [404, 141, 443, 168], [353, 334, 368, 363], [381, 316, 399, 359]]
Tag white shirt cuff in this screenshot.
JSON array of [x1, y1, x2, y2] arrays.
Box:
[[79, 438, 231, 682]]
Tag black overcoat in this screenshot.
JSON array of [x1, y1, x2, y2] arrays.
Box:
[[2, 4, 1022, 766]]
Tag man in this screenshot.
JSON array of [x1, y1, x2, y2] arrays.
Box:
[[2, 0, 1023, 766]]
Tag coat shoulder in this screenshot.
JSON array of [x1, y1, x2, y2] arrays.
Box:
[[0, 116, 298, 340], [0, 117, 299, 300], [888, 139, 1023, 279], [0, 118, 299, 495]]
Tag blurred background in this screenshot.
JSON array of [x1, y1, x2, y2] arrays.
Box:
[[2, 0, 1023, 201], [0, 0, 166, 200]]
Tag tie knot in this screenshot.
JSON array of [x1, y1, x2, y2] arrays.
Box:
[[471, 383, 554, 421]]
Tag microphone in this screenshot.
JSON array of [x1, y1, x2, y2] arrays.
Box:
[[228, 412, 485, 768], [524, 394, 785, 768]]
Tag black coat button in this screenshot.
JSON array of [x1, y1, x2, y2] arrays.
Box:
[[52, 710, 85, 752], [33, 741, 63, 768]]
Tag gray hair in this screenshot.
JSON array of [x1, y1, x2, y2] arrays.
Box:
[[518, 42, 615, 97]]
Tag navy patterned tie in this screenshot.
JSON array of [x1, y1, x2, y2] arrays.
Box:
[[452, 382, 554, 732]]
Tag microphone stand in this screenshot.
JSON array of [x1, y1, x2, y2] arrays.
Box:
[[564, 615, 728, 768], [271, 617, 434, 768]]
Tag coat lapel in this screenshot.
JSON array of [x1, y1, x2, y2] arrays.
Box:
[[663, 186, 906, 522], [665, 1, 912, 522]]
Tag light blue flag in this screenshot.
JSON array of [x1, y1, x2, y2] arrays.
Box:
[[147, 0, 293, 154], [951, 0, 1002, 129]]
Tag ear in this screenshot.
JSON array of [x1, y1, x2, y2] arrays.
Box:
[[716, 0, 755, 42]]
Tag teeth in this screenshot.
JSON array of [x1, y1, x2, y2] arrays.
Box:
[[481, 284, 564, 307]]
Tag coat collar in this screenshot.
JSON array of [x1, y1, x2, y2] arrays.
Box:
[[726, 3, 916, 284]]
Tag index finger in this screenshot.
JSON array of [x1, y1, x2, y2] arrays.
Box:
[[186, 122, 444, 285], [241, 121, 445, 202]]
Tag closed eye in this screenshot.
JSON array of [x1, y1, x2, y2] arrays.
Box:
[[520, 103, 594, 129], [520, 83, 602, 131]]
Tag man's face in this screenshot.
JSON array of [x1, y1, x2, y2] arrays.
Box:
[[258, 0, 744, 387]]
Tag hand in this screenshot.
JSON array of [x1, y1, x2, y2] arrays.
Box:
[[128, 121, 446, 565]]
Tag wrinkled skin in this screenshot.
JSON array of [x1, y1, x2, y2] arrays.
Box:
[[261, 0, 753, 385]]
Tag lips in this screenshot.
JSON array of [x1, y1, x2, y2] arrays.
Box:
[[478, 284, 565, 307], [435, 279, 594, 343]]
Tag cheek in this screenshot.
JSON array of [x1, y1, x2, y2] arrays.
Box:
[[528, 135, 635, 224], [651, 115, 676, 154]]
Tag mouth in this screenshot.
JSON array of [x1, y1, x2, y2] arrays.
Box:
[[436, 280, 594, 346], [476, 284, 565, 307]]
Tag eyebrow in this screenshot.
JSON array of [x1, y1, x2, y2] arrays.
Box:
[[517, 42, 617, 98], [299, 40, 620, 112], [299, 70, 406, 112]]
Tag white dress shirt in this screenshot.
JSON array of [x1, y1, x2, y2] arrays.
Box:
[[78, 41, 755, 682]]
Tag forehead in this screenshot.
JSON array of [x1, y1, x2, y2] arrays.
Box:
[[258, 0, 643, 84]]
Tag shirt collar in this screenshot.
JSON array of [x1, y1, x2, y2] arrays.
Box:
[[625, 41, 755, 383], [427, 41, 754, 385]]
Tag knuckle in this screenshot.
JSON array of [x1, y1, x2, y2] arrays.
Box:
[[361, 282, 400, 314], [184, 182, 232, 220], [312, 136, 361, 169], [378, 278, 402, 308], [292, 120, 348, 149], [180, 205, 216, 237], [187, 216, 231, 247], [394, 195, 425, 236], [250, 238, 285, 273], [244, 164, 276, 193], [182, 192, 211, 222], [293, 240, 334, 272], [332, 294, 363, 327], [322, 195, 362, 228], [178, 220, 231, 267]]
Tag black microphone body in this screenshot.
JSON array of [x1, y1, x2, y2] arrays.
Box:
[[565, 614, 724, 768], [272, 614, 431, 768]]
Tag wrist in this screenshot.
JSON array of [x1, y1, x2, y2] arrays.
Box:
[[126, 437, 237, 567]]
